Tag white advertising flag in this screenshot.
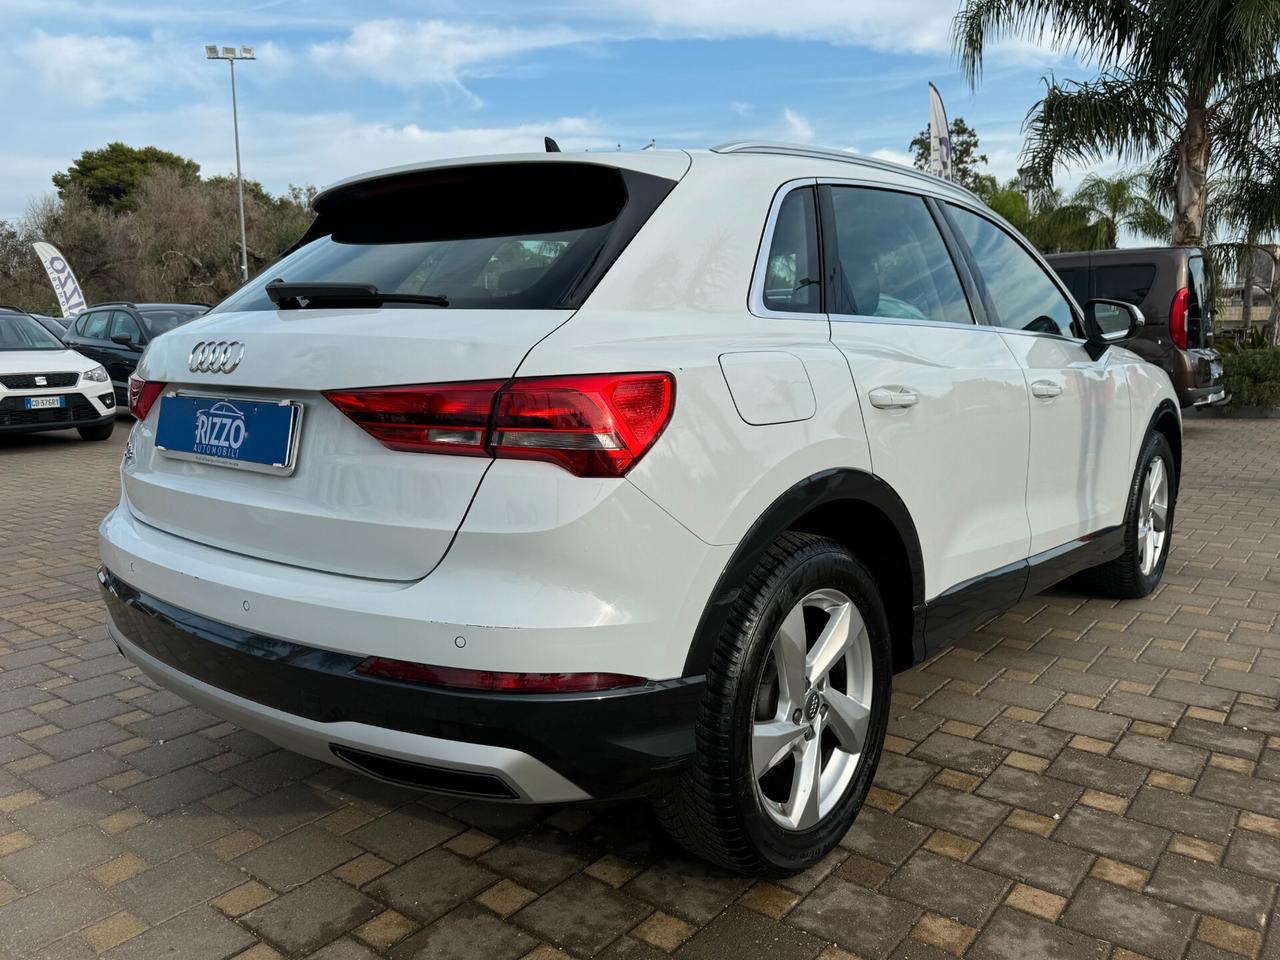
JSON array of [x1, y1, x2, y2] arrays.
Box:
[[928, 82, 953, 181], [31, 242, 88, 318]]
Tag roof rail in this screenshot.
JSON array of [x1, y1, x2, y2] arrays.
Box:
[[0, 303, 34, 315], [710, 141, 984, 204], [87, 301, 137, 309]]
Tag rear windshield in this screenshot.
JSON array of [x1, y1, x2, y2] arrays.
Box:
[[213, 163, 675, 314], [1092, 264, 1157, 307], [0, 313, 63, 350], [141, 308, 206, 337]]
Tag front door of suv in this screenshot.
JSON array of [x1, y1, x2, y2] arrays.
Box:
[[945, 204, 1132, 568], [820, 184, 1032, 610]]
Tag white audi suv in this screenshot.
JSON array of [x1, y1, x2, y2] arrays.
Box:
[[99, 144, 1180, 874]]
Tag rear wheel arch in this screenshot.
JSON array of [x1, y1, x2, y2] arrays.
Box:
[[683, 469, 925, 677]]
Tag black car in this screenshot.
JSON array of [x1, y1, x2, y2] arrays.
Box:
[[62, 302, 208, 405], [33, 314, 69, 341]]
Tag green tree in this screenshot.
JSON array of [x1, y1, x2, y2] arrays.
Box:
[[1067, 172, 1171, 248], [51, 142, 201, 212], [909, 116, 989, 189], [954, 0, 1280, 246]]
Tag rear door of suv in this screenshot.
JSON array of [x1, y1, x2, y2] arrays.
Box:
[[819, 183, 1033, 615]]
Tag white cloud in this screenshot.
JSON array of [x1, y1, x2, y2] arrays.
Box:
[[17, 31, 202, 104], [782, 108, 815, 143], [310, 20, 582, 93], [869, 147, 915, 167], [729, 101, 753, 117]]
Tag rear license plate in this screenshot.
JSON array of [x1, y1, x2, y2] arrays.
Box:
[[155, 395, 303, 476], [24, 396, 64, 410]]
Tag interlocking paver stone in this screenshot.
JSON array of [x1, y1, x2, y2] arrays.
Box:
[[1146, 852, 1276, 929], [788, 877, 919, 959], [881, 849, 1009, 925], [1054, 805, 1170, 868], [897, 785, 1008, 840], [970, 825, 1093, 896], [975, 765, 1081, 818], [1062, 879, 1195, 960], [1126, 785, 1237, 843], [1045, 746, 1148, 796], [243, 875, 381, 956], [114, 849, 246, 923], [969, 906, 1108, 960], [514, 874, 652, 957]]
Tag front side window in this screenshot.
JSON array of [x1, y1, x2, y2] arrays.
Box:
[[949, 205, 1077, 338], [827, 187, 972, 325], [110, 311, 143, 344], [761, 187, 822, 314]]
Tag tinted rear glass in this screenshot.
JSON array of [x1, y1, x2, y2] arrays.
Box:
[[1052, 266, 1090, 304], [141, 308, 205, 337], [213, 163, 674, 313], [1092, 264, 1157, 307]]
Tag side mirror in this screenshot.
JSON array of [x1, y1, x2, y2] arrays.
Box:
[[1083, 298, 1144, 360], [111, 333, 144, 350]]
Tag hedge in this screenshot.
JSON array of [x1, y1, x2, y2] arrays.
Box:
[[1222, 346, 1280, 409]]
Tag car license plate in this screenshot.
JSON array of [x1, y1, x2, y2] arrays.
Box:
[[155, 395, 303, 476], [1210, 360, 1223, 380], [24, 396, 64, 410]]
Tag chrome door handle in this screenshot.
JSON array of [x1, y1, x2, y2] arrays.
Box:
[[868, 386, 919, 409], [1031, 380, 1063, 399]]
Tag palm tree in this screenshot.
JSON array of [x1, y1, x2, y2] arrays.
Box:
[[1066, 172, 1171, 248], [953, 0, 1280, 246], [1210, 138, 1280, 342]]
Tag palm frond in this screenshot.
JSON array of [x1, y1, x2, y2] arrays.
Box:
[[1022, 72, 1182, 179], [953, 0, 1149, 86]]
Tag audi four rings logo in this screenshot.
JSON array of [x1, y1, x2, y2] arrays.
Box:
[[188, 341, 245, 374]]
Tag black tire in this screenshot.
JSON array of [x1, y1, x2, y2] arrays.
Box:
[[652, 531, 892, 876], [77, 420, 115, 442], [1076, 430, 1176, 598]]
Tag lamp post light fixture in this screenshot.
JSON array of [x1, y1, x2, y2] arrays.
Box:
[[205, 44, 255, 283]]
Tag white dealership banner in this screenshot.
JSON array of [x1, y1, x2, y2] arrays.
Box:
[[31, 241, 88, 318], [927, 82, 953, 182]]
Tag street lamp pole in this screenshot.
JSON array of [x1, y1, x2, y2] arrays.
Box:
[[205, 44, 255, 283]]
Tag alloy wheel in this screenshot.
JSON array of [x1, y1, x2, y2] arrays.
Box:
[[1137, 457, 1169, 576], [751, 588, 873, 831]]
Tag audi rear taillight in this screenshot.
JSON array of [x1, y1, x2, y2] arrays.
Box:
[[128, 373, 166, 421], [325, 372, 674, 478], [1170, 287, 1189, 350], [354, 656, 645, 693]]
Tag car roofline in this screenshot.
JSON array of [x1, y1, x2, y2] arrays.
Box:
[[710, 141, 985, 204]]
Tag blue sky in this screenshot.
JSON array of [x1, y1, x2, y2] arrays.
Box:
[[0, 0, 1103, 223]]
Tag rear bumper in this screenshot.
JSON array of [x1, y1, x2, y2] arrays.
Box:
[[1173, 348, 1223, 408], [100, 567, 703, 801], [1187, 385, 1228, 407]]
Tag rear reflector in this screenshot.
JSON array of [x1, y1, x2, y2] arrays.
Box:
[[128, 374, 166, 421], [354, 656, 645, 694], [325, 372, 674, 478], [1170, 287, 1189, 350]]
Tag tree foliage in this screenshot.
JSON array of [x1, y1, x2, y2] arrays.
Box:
[[2, 146, 314, 314], [51, 142, 202, 213], [954, 0, 1280, 245], [909, 116, 990, 189]]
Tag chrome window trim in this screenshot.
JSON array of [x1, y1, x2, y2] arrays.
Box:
[[748, 178, 827, 322]]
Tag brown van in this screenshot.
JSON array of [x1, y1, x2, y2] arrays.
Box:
[[1046, 247, 1225, 408]]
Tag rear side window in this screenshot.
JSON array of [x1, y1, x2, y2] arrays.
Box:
[[1052, 266, 1090, 304], [1093, 264, 1156, 307], [827, 187, 972, 325], [81, 312, 110, 339], [214, 163, 676, 313], [761, 188, 822, 314], [949, 205, 1076, 338], [141, 309, 201, 337]]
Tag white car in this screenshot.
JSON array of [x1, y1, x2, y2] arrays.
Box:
[[0, 307, 116, 440], [99, 144, 1180, 875]]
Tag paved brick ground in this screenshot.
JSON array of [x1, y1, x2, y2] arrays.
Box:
[[1, 416, 1278, 960]]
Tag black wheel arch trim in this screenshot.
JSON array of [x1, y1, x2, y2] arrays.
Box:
[[1145, 398, 1182, 486], [681, 468, 926, 677]]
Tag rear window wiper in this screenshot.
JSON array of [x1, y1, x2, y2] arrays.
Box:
[[265, 279, 448, 309]]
